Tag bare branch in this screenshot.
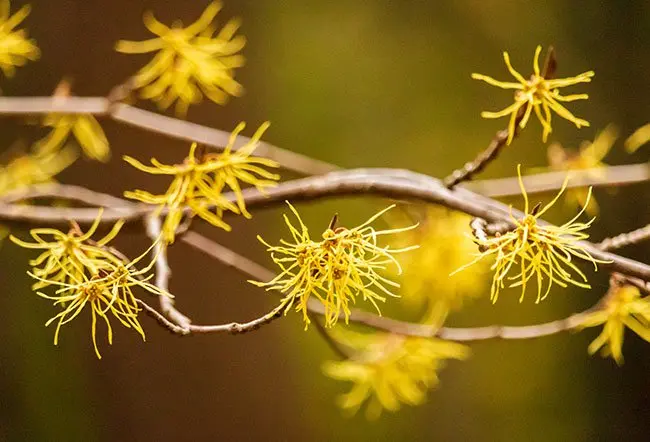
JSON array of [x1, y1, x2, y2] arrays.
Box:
[[598, 223, 650, 251], [3, 168, 650, 282], [466, 163, 650, 198], [179, 229, 600, 342], [145, 215, 192, 330], [0, 97, 337, 175], [443, 125, 518, 188]]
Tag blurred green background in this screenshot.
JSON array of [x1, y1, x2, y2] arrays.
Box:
[[1, 1, 649, 441]]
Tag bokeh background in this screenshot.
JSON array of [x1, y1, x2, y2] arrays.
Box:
[[1, 1, 650, 441]]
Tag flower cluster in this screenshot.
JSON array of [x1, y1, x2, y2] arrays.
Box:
[[389, 206, 489, 324], [580, 283, 650, 365], [0, 0, 40, 78], [10, 210, 170, 358], [323, 328, 468, 419], [124, 122, 279, 244], [473, 46, 594, 144], [544, 125, 617, 215], [34, 113, 110, 162], [250, 203, 418, 328], [116, 1, 245, 116], [454, 165, 607, 303]]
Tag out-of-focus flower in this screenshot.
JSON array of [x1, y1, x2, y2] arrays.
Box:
[[544, 125, 617, 215], [250, 203, 418, 328], [0, 147, 77, 243], [0, 147, 76, 194], [34, 114, 110, 162], [454, 165, 607, 303], [11, 210, 171, 358], [323, 328, 468, 419], [625, 123, 650, 153], [472, 45, 594, 144], [124, 122, 279, 243], [116, 1, 245, 116], [579, 283, 650, 365], [389, 206, 489, 324], [0, 0, 40, 78]]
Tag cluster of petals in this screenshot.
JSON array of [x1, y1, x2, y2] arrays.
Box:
[[251, 204, 417, 328], [116, 1, 245, 115], [455, 165, 607, 303], [124, 122, 279, 243], [323, 329, 468, 419], [10, 211, 170, 358], [473, 45, 594, 144]]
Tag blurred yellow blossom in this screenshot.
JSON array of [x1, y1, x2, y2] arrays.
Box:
[[250, 203, 418, 328], [0, 147, 76, 243], [544, 125, 617, 215], [11, 210, 171, 358], [454, 165, 607, 303], [124, 122, 279, 243], [472, 45, 594, 144], [0, 147, 76, 195], [34, 114, 110, 162], [0, 0, 40, 78], [625, 123, 650, 153], [116, 1, 245, 116], [390, 207, 489, 324], [579, 283, 650, 365], [323, 328, 468, 419]]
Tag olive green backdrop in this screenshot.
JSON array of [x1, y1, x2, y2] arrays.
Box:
[[0, 1, 649, 441]]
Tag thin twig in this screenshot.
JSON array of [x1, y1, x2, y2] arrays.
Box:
[[145, 215, 192, 330], [598, 223, 650, 251], [443, 125, 520, 188], [465, 163, 650, 197], [137, 299, 191, 335], [180, 229, 600, 341], [137, 292, 288, 335], [142, 219, 289, 335], [0, 97, 338, 176]]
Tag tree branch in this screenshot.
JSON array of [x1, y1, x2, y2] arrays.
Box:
[[180, 228, 600, 342], [0, 96, 337, 176], [465, 163, 650, 197], [598, 223, 650, 251], [145, 215, 192, 330], [3, 168, 650, 282]]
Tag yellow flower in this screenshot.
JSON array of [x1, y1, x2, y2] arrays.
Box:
[[323, 328, 468, 419], [454, 165, 607, 303], [12, 210, 171, 358], [580, 284, 650, 365], [10, 209, 126, 289], [34, 114, 110, 162], [250, 203, 418, 328], [0, 147, 77, 194], [0, 0, 40, 78], [116, 1, 245, 116], [625, 123, 650, 153], [0, 147, 77, 244], [544, 125, 617, 215], [124, 122, 279, 243], [472, 45, 594, 144], [390, 207, 489, 324]]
